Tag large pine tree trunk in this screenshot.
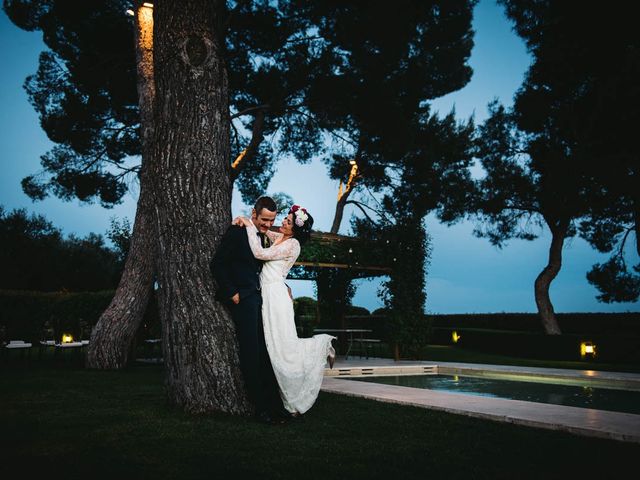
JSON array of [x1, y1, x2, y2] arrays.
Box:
[[534, 219, 568, 335], [87, 2, 156, 370], [151, 0, 249, 414]]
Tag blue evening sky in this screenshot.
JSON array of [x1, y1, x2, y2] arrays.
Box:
[[1, 0, 638, 314]]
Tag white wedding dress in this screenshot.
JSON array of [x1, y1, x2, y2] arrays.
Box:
[[245, 224, 335, 414]]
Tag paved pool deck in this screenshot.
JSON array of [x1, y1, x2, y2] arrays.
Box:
[[321, 357, 640, 444]]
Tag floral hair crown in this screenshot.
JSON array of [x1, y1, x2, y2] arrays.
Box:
[[289, 205, 309, 228]]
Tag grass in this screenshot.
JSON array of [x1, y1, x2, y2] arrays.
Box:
[[1, 361, 639, 479]]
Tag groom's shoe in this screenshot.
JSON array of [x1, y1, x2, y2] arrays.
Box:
[[270, 408, 291, 425]]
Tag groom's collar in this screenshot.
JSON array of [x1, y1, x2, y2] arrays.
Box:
[[251, 219, 263, 236]]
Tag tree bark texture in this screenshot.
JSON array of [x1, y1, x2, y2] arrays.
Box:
[[534, 218, 568, 335], [151, 0, 249, 414], [87, 1, 156, 370]]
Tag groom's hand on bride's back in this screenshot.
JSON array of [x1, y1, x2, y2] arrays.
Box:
[[231, 293, 240, 304]]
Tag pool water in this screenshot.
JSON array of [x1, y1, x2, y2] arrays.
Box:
[[346, 374, 640, 415]]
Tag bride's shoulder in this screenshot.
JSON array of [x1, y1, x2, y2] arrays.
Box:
[[266, 229, 283, 241], [289, 237, 301, 250]]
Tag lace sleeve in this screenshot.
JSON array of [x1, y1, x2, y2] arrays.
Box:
[[265, 229, 283, 243], [246, 224, 300, 261]]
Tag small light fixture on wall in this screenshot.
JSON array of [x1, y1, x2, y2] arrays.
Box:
[[452, 331, 461, 344], [580, 341, 596, 359], [61, 333, 74, 344]]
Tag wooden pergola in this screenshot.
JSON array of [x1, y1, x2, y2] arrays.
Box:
[[287, 231, 392, 280]]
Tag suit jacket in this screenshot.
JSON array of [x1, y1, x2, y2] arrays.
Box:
[[210, 225, 270, 303]]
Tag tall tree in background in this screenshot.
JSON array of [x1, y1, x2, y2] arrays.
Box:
[[498, 2, 639, 295], [3, 0, 160, 368], [303, 0, 476, 231], [298, 0, 476, 324], [477, 0, 640, 331], [87, 1, 156, 369], [473, 101, 582, 334]]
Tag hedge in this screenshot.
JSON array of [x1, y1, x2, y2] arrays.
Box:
[[2, 289, 638, 363], [0, 289, 160, 344], [428, 312, 640, 334], [431, 327, 640, 363]]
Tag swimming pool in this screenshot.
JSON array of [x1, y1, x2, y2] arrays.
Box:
[[346, 373, 640, 415]]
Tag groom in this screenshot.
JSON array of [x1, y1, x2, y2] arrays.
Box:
[[211, 196, 286, 424]]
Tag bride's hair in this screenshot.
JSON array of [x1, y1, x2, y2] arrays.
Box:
[[288, 205, 313, 245]]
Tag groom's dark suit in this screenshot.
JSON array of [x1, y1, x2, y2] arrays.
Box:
[[210, 225, 283, 417]]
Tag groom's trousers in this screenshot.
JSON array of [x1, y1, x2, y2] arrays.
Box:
[[230, 292, 283, 415]]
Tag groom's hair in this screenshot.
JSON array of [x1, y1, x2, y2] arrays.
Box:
[[254, 196, 277, 214]]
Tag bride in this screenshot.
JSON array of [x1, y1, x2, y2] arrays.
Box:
[[233, 205, 336, 415]]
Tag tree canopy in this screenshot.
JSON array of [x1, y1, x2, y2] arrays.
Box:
[[497, 0, 640, 303]]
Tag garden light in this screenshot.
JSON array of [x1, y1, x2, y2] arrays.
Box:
[[61, 333, 74, 343], [580, 341, 596, 359]]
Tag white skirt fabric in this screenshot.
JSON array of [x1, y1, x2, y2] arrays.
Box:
[[261, 280, 335, 414]]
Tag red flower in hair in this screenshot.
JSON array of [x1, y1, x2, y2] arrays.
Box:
[[289, 205, 309, 227]]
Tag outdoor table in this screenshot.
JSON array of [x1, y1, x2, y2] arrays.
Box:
[[312, 328, 372, 359], [3, 340, 33, 362]]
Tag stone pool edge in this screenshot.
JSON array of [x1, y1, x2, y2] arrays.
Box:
[[320, 362, 640, 444]]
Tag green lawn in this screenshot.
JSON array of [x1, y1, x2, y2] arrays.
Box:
[[1, 362, 638, 479]]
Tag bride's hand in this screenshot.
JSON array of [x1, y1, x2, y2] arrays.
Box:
[[232, 216, 251, 227]]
